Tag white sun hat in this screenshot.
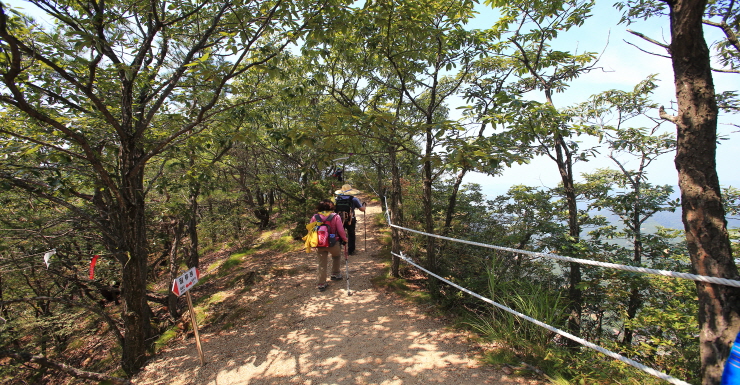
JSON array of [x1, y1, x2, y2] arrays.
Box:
[[335, 184, 361, 195]]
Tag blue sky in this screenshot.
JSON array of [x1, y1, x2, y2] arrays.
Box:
[[464, 1, 740, 198]]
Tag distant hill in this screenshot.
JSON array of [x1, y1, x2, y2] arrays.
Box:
[[588, 208, 740, 233], [479, 183, 740, 231]]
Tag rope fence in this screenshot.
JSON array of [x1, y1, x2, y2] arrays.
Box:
[[391, 250, 691, 385], [384, 209, 740, 288], [379, 201, 720, 385]]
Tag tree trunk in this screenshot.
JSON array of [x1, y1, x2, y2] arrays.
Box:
[[423, 126, 438, 296], [664, 0, 740, 382], [623, 189, 644, 346], [187, 185, 200, 269], [442, 167, 468, 237], [554, 133, 582, 341], [168, 220, 184, 320], [117, 148, 152, 375], [390, 148, 402, 278]]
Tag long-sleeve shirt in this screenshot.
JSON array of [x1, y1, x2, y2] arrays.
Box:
[[309, 211, 348, 243]]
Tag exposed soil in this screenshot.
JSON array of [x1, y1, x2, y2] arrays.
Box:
[[132, 198, 542, 385]]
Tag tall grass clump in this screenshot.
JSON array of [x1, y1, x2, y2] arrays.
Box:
[[470, 266, 677, 384], [471, 269, 567, 354]]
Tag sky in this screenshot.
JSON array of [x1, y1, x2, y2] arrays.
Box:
[[462, 1, 740, 198]]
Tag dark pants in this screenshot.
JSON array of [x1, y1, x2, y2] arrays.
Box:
[[345, 217, 357, 254]]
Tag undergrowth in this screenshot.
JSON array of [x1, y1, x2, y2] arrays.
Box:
[[469, 270, 691, 385], [368, 224, 681, 384]]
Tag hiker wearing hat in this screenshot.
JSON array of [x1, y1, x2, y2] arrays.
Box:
[[334, 184, 366, 255]]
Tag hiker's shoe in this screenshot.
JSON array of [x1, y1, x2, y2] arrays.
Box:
[[330, 275, 343, 281], [317, 283, 328, 292]]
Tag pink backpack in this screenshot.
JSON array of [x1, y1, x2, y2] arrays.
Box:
[[314, 214, 336, 247]]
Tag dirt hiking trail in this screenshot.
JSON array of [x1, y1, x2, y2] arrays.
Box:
[[133, 198, 541, 385]]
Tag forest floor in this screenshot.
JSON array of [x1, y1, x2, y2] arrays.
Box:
[[132, 197, 542, 385]]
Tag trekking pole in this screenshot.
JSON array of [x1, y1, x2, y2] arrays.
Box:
[[363, 202, 367, 252], [345, 242, 351, 296]]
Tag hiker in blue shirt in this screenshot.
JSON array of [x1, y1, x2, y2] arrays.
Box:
[[334, 184, 366, 255]]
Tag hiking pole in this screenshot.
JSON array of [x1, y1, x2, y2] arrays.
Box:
[[345, 242, 351, 296], [363, 202, 367, 252]]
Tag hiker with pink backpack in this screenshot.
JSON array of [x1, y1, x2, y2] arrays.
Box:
[[309, 200, 348, 292]]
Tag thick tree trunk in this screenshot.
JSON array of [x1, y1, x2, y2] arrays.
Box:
[[117, 150, 152, 375], [665, 0, 740, 382]]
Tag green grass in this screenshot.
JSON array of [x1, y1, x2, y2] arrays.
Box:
[[188, 302, 208, 326], [65, 337, 86, 351], [471, 325, 660, 385], [92, 349, 118, 371], [197, 274, 212, 286], [464, 269, 673, 385], [206, 249, 256, 273], [369, 241, 433, 306], [370, 273, 411, 291], [260, 234, 298, 252], [214, 252, 250, 277], [152, 327, 178, 353], [479, 347, 519, 366], [366, 243, 664, 384], [196, 291, 228, 307]]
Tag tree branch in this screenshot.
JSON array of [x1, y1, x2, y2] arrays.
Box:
[[0, 350, 133, 385], [626, 29, 671, 58], [0, 127, 87, 162], [703, 19, 740, 55], [659, 106, 678, 123], [0, 294, 123, 346], [712, 67, 740, 74], [0, 173, 116, 243]]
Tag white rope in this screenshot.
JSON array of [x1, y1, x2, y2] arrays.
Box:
[[392, 251, 691, 385], [380, 198, 700, 383], [387, 221, 740, 288]]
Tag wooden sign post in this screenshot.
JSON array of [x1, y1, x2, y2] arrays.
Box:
[[172, 267, 205, 366]]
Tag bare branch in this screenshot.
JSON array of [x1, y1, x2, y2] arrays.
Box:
[[659, 106, 678, 123], [625, 28, 673, 60], [712, 67, 740, 74]]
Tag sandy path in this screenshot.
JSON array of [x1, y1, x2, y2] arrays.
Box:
[[133, 199, 540, 385]]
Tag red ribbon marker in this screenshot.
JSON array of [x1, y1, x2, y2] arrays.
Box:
[[89, 255, 100, 279]]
